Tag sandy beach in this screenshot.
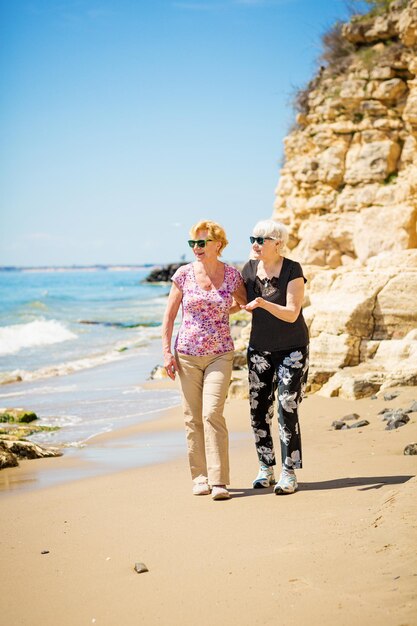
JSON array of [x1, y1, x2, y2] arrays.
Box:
[[1, 382, 416, 626]]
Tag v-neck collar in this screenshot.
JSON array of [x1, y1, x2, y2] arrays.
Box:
[[255, 257, 286, 281], [192, 262, 226, 291]]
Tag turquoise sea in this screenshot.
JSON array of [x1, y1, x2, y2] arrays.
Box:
[[0, 268, 182, 450]]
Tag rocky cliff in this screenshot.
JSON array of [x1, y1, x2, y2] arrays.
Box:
[[273, 0, 417, 398]]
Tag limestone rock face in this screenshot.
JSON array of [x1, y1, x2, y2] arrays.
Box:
[[344, 136, 401, 184], [403, 80, 417, 133], [353, 204, 417, 261], [399, 1, 417, 45], [273, 1, 417, 397], [373, 271, 417, 338]]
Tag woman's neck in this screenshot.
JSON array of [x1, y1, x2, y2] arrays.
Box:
[[259, 255, 283, 277], [195, 258, 222, 275]]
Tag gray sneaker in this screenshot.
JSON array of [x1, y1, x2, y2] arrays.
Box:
[[253, 464, 275, 489], [274, 472, 298, 495]]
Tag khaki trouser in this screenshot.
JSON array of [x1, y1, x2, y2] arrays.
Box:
[[176, 350, 234, 485]]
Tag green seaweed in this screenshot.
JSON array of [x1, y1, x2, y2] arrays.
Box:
[[0, 410, 38, 423], [0, 424, 60, 438], [383, 172, 398, 185]]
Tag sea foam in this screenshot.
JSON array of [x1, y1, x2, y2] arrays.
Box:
[[0, 319, 77, 356]]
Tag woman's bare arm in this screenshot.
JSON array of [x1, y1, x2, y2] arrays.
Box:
[[161, 282, 183, 379], [242, 277, 304, 323], [229, 280, 247, 314]]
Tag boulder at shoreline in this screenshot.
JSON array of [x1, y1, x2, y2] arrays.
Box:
[[0, 436, 62, 469], [0, 407, 62, 470], [143, 263, 187, 283]]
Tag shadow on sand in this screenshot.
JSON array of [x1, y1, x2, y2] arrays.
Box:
[[229, 474, 414, 498]]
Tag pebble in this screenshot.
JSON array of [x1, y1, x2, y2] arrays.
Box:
[[331, 418, 370, 430], [383, 392, 399, 401], [349, 420, 370, 429], [385, 414, 410, 430], [134, 562, 149, 574], [403, 443, 417, 455], [406, 400, 417, 413], [41, 550, 50, 555], [378, 407, 391, 415], [380, 409, 406, 422]]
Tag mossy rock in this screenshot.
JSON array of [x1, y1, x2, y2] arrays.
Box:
[[0, 409, 38, 423], [0, 447, 19, 469], [0, 424, 60, 438]]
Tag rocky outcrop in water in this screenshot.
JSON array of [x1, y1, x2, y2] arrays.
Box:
[[0, 436, 62, 469], [0, 408, 62, 469], [272, 0, 417, 398], [144, 263, 187, 283]]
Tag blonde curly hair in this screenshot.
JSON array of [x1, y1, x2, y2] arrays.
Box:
[[190, 220, 228, 256]]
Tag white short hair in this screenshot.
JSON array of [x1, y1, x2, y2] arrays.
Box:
[[252, 219, 289, 247]]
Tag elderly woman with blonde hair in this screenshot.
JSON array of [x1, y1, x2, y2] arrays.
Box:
[[241, 219, 309, 495], [162, 220, 247, 500]]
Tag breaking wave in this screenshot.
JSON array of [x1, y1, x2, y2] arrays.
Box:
[[0, 319, 77, 356]]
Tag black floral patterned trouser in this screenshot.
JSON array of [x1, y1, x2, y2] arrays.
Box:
[[247, 345, 309, 470]]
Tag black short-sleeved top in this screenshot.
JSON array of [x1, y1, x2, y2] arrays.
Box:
[[242, 258, 309, 352]]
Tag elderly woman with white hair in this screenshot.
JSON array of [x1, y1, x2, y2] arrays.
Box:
[[241, 219, 309, 495]]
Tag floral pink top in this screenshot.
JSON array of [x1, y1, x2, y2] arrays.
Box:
[[172, 262, 243, 356]]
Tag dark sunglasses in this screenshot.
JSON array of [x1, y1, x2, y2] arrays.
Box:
[[188, 239, 212, 248], [250, 236, 277, 245]]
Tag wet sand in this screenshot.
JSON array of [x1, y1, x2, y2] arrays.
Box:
[[1, 384, 416, 625]]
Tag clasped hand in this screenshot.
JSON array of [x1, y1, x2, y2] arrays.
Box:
[[163, 354, 178, 380], [240, 297, 264, 312]]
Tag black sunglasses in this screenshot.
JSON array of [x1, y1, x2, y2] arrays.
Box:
[[250, 236, 277, 245], [188, 239, 212, 248]]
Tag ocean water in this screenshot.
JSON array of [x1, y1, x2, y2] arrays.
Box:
[[0, 268, 182, 448], [0, 268, 168, 380]]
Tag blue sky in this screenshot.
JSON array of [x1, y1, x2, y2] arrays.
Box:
[[1, 0, 362, 266]]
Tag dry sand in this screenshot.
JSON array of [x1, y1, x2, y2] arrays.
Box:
[[1, 383, 416, 626]]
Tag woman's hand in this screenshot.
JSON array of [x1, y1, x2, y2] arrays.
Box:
[[241, 277, 304, 323], [241, 297, 264, 312], [229, 297, 241, 314], [163, 353, 178, 380]]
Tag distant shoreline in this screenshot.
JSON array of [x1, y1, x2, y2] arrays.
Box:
[[0, 260, 244, 273], [0, 264, 158, 273]]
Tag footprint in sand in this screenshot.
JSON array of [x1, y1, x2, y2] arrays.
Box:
[[288, 577, 310, 587]]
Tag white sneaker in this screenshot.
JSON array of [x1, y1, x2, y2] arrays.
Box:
[[211, 485, 230, 500], [192, 482, 211, 496], [252, 464, 275, 489], [274, 472, 298, 495]]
